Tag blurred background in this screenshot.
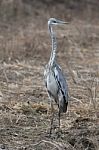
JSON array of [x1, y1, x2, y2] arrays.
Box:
[[0, 0, 99, 60]]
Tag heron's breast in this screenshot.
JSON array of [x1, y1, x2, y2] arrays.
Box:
[[47, 73, 58, 97]]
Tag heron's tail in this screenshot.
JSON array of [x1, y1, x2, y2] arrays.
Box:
[[58, 98, 68, 113], [62, 101, 68, 113]]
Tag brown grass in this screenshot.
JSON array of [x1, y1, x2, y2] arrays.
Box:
[[0, 1, 99, 150]]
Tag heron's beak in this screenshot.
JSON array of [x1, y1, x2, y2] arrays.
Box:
[[57, 20, 69, 25], [63, 21, 69, 24]]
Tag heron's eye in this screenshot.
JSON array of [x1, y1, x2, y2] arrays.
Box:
[[53, 21, 56, 23]]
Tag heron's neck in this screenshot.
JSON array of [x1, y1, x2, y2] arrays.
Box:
[[48, 25, 57, 67]]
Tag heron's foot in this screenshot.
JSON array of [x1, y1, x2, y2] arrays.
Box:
[[49, 127, 52, 135], [55, 127, 63, 138], [45, 127, 52, 138], [55, 127, 62, 133]]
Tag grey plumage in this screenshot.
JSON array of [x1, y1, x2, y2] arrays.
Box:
[[44, 18, 68, 134]]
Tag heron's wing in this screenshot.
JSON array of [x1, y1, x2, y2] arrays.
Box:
[[54, 64, 68, 101]]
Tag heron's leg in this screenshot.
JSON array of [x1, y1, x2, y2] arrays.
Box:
[[49, 101, 54, 135], [58, 109, 60, 129]]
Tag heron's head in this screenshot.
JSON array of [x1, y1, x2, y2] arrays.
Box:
[[48, 18, 68, 26]]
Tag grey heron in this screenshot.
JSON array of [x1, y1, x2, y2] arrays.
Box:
[[44, 18, 69, 134]]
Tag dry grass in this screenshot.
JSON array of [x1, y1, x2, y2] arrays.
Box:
[[0, 1, 99, 150]]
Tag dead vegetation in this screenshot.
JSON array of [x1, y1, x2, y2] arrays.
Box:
[[0, 0, 99, 150]]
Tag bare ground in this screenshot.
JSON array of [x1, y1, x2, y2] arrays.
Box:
[[0, 1, 99, 150]]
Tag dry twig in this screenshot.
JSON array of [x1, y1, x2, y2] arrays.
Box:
[[32, 139, 76, 150]]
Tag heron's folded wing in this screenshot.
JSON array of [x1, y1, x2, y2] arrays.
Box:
[[54, 65, 68, 101]]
